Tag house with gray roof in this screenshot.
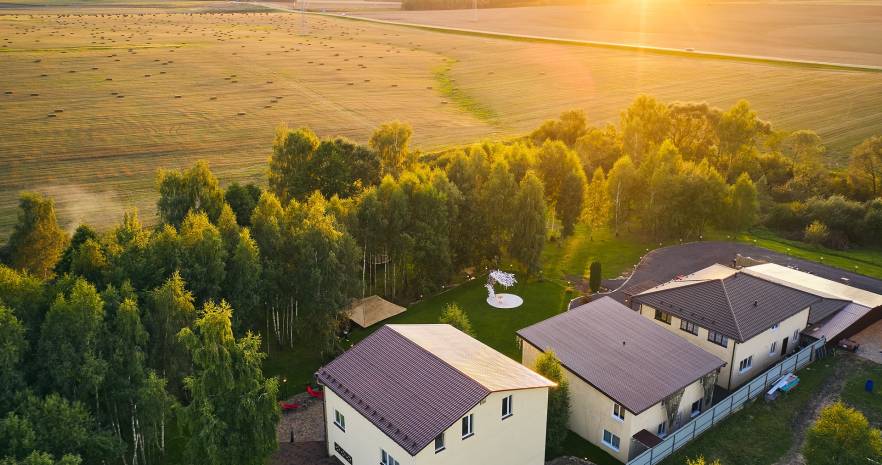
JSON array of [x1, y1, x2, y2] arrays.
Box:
[[316, 324, 555, 465], [630, 263, 849, 390], [517, 297, 725, 463]]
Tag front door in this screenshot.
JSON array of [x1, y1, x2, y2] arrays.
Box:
[[781, 337, 789, 356]]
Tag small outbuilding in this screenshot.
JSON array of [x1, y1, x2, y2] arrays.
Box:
[[346, 295, 406, 328]]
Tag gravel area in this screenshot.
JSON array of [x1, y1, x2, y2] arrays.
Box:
[[852, 318, 882, 365], [277, 392, 327, 444], [546, 457, 597, 465], [270, 441, 339, 465]]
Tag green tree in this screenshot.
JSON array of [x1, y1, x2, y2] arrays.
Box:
[[0, 305, 26, 412], [177, 301, 280, 465], [0, 413, 35, 460], [533, 350, 570, 457], [728, 172, 759, 231], [438, 303, 476, 338], [156, 160, 225, 227], [511, 172, 546, 275], [268, 125, 321, 203], [620, 95, 670, 162], [606, 156, 639, 235], [718, 100, 770, 161], [848, 135, 882, 198], [479, 160, 517, 258], [536, 140, 586, 236], [69, 239, 107, 286], [224, 228, 263, 335], [370, 121, 413, 176], [178, 211, 226, 303], [0, 266, 46, 347], [224, 182, 262, 227], [37, 279, 106, 405], [0, 451, 82, 465], [582, 168, 610, 239], [54, 225, 98, 276], [531, 109, 588, 147], [146, 272, 197, 396], [804, 402, 882, 465], [5, 192, 68, 279], [575, 124, 622, 174]]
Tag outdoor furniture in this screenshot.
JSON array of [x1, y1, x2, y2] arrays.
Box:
[[837, 338, 860, 352], [279, 401, 301, 412], [765, 373, 799, 401], [307, 385, 324, 399]]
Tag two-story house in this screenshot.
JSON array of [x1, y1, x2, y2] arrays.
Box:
[[631, 264, 852, 390], [517, 297, 725, 463], [316, 324, 556, 465]]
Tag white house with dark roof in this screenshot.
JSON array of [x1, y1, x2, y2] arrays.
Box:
[[316, 324, 555, 465], [517, 297, 725, 463], [630, 263, 858, 390]]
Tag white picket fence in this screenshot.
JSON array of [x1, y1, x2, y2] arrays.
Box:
[[627, 338, 827, 465]]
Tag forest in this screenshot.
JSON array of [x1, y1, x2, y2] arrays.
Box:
[[1, 95, 880, 465]]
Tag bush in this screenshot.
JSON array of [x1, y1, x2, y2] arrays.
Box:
[[803, 220, 830, 246], [438, 303, 476, 338], [589, 261, 602, 293], [534, 351, 570, 457], [803, 402, 882, 465]]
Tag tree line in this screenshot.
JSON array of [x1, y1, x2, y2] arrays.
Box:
[[1, 95, 879, 464]]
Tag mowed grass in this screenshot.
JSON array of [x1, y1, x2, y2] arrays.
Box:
[[263, 276, 572, 392], [541, 224, 658, 283], [3, 8, 882, 239], [841, 360, 882, 427]]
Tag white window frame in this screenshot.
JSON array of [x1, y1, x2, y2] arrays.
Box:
[[612, 403, 625, 422], [770, 341, 778, 356], [739, 355, 753, 373], [602, 430, 621, 451], [381, 449, 400, 465], [333, 410, 345, 432], [502, 395, 513, 420], [434, 433, 445, 453], [657, 422, 667, 438], [680, 319, 698, 335], [461, 413, 474, 439], [771, 323, 780, 331]]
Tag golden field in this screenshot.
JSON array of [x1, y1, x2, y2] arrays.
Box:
[[1, 3, 882, 237]]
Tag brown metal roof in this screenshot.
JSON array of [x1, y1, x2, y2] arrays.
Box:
[[633, 429, 664, 448], [634, 272, 825, 342], [317, 326, 489, 456], [517, 297, 725, 414]]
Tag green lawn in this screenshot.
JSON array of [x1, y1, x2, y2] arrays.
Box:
[[841, 360, 882, 428], [719, 228, 882, 281], [541, 224, 659, 283], [560, 432, 621, 465], [662, 358, 838, 465], [264, 277, 572, 395]]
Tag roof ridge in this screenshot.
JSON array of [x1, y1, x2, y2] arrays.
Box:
[[633, 278, 715, 298], [719, 276, 744, 341]]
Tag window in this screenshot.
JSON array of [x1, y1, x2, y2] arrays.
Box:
[[739, 355, 753, 373], [657, 422, 667, 438], [434, 433, 445, 453], [654, 309, 672, 325], [770, 341, 778, 355], [793, 329, 800, 344], [381, 450, 400, 465], [680, 319, 698, 335], [461, 414, 474, 439], [501, 395, 513, 419], [333, 410, 345, 432], [690, 400, 701, 417], [602, 430, 621, 451], [771, 323, 779, 331], [708, 331, 729, 348], [612, 403, 625, 422]]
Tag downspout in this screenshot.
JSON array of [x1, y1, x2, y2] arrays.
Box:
[[318, 374, 330, 457], [726, 342, 738, 390]]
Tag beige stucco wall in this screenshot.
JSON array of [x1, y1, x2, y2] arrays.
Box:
[[637, 304, 808, 389], [522, 341, 709, 463], [728, 308, 808, 388], [324, 386, 549, 465]]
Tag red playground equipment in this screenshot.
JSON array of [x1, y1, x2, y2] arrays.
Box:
[[307, 385, 324, 399]]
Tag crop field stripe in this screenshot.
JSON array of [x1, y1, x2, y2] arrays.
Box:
[[286, 8, 882, 73]]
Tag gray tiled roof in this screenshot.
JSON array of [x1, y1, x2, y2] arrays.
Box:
[[517, 297, 725, 414], [634, 272, 832, 342]]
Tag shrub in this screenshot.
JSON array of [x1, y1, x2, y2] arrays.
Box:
[[438, 303, 476, 338], [803, 220, 830, 246], [534, 350, 570, 457], [589, 261, 602, 293], [803, 402, 882, 465]]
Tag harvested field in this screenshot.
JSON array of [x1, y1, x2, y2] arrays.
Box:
[[2, 5, 882, 237], [351, 1, 882, 67]]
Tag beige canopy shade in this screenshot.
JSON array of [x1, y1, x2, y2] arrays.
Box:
[[347, 295, 406, 328]]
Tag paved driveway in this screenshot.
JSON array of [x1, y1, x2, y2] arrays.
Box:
[[852, 319, 882, 364]]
